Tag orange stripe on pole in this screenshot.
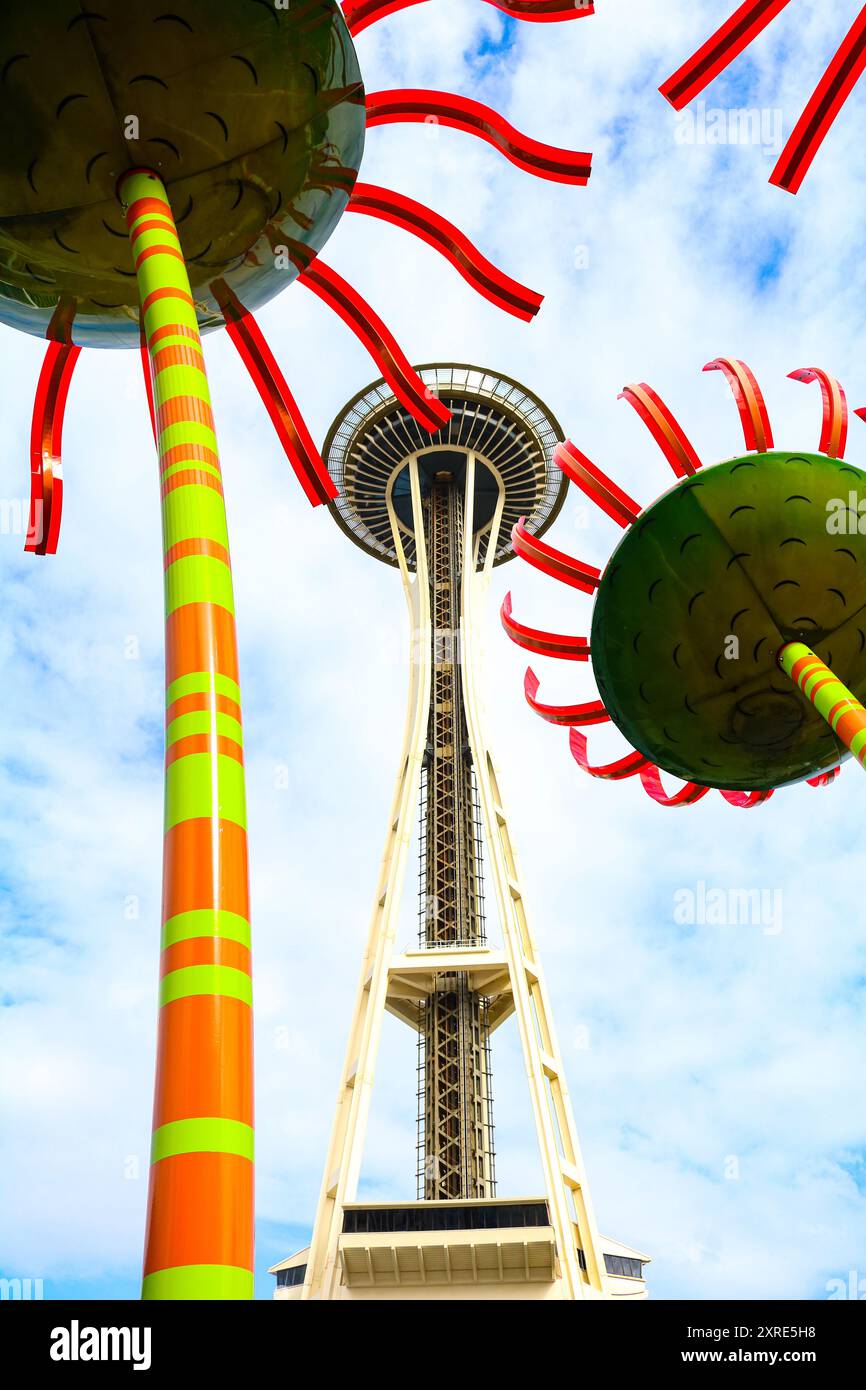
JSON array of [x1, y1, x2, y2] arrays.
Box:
[[165, 733, 244, 767], [160, 442, 221, 473], [143, 1153, 253, 1273], [152, 342, 205, 375], [151, 997, 252, 1128], [156, 395, 215, 435], [136, 243, 186, 271], [835, 708, 866, 746], [162, 818, 249, 920], [165, 605, 239, 686], [166, 692, 241, 724], [790, 653, 820, 685], [130, 217, 177, 244], [164, 537, 230, 570], [141, 286, 195, 317], [127, 195, 171, 222], [160, 937, 251, 977], [149, 322, 203, 350], [161, 468, 224, 501]]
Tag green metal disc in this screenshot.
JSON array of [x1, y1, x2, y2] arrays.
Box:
[[0, 1, 364, 347], [590, 451, 866, 790]]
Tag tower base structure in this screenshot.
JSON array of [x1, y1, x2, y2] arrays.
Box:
[[273, 368, 650, 1301], [271, 1208, 648, 1300]]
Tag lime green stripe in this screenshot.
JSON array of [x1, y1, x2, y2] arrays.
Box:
[[163, 485, 230, 549], [165, 751, 247, 829], [142, 1266, 253, 1301], [165, 554, 235, 615], [151, 1117, 254, 1163], [145, 297, 200, 338], [154, 362, 212, 403], [167, 711, 243, 748], [140, 252, 195, 297], [166, 672, 241, 706], [159, 420, 218, 455], [160, 963, 252, 1006], [134, 225, 181, 252], [162, 908, 251, 948]]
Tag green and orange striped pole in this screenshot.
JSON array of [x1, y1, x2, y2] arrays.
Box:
[[119, 169, 254, 1300], [779, 642, 866, 772]]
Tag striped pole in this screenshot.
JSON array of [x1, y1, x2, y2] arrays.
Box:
[[119, 169, 254, 1301], [779, 642, 866, 771]]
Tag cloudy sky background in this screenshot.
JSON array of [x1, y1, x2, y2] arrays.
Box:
[[3, 0, 866, 1300]]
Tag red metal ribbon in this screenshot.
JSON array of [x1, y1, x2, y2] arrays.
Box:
[[365, 90, 592, 185], [26, 342, 81, 556], [348, 183, 543, 321]]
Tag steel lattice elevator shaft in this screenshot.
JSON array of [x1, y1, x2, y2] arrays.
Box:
[[419, 475, 496, 1201]]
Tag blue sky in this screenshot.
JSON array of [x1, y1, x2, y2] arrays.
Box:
[[3, 0, 866, 1301]]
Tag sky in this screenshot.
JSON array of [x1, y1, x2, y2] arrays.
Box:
[[2, 0, 866, 1302]]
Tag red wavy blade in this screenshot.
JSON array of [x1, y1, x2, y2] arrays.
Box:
[[771, 7, 866, 194], [348, 183, 543, 321], [569, 729, 648, 780], [639, 765, 711, 807], [619, 382, 703, 478], [555, 440, 641, 527], [524, 668, 608, 726], [660, 0, 793, 110], [298, 258, 452, 434], [501, 592, 589, 661], [511, 517, 600, 593], [343, 0, 593, 36], [366, 90, 592, 185]]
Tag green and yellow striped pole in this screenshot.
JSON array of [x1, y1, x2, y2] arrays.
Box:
[[779, 641, 866, 771], [119, 169, 254, 1300]]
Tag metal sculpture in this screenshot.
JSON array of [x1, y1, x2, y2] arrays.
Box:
[[0, 0, 593, 1298], [660, 0, 866, 193], [505, 360, 866, 808]]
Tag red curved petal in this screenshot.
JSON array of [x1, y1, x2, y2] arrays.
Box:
[[343, 0, 593, 35], [660, 0, 793, 111], [703, 358, 774, 452], [298, 258, 451, 434], [511, 517, 600, 593], [26, 342, 82, 556], [501, 592, 589, 661], [484, 0, 594, 19], [343, 0, 428, 34], [212, 281, 336, 506], [569, 729, 648, 780], [365, 90, 592, 185], [555, 440, 640, 527], [524, 668, 608, 726], [807, 767, 841, 788], [719, 789, 775, 808], [618, 383, 703, 478], [347, 183, 543, 321], [788, 368, 849, 460], [639, 764, 711, 807], [771, 9, 866, 194]]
